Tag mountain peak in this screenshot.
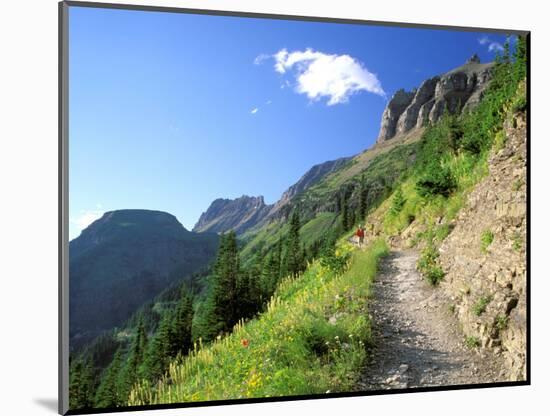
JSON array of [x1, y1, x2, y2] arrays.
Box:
[[193, 195, 271, 235], [69, 209, 219, 345], [377, 55, 494, 143], [466, 53, 481, 64]]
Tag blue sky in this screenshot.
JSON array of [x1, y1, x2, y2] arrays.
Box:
[[68, 6, 511, 239]]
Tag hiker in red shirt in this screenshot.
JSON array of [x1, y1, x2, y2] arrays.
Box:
[[356, 225, 365, 247]]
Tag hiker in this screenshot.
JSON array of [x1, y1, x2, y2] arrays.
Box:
[[356, 225, 365, 247]]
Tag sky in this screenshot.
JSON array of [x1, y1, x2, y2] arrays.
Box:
[[68, 5, 512, 239]]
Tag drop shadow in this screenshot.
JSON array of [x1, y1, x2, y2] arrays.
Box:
[[34, 398, 58, 413]]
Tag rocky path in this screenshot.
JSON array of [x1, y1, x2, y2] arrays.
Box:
[[356, 250, 503, 390]]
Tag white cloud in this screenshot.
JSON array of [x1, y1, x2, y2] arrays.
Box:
[[69, 209, 104, 239], [250, 108, 259, 114], [479, 36, 504, 52], [254, 53, 270, 65], [478, 36, 490, 45], [488, 42, 504, 52], [269, 48, 384, 105]]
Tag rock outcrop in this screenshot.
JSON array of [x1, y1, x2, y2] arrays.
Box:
[[377, 55, 494, 143], [377, 89, 415, 142], [437, 110, 527, 381]]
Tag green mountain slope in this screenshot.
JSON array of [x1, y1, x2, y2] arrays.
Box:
[[70, 209, 219, 349]]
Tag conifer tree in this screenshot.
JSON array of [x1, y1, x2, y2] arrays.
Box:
[[261, 249, 280, 299], [284, 209, 303, 277], [69, 358, 94, 409], [201, 231, 241, 340], [94, 349, 123, 408], [170, 289, 194, 358], [340, 193, 349, 231], [142, 311, 174, 382], [119, 317, 148, 400], [359, 174, 368, 220]]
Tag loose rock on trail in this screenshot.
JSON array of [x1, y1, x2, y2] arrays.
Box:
[[356, 250, 504, 391]]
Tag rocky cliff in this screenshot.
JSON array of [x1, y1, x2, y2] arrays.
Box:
[[377, 55, 493, 143], [438, 109, 527, 381], [193, 195, 272, 235]]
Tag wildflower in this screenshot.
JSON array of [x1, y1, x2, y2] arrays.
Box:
[[241, 338, 250, 348], [334, 335, 339, 339]]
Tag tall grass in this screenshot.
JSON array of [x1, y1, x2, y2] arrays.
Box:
[[128, 239, 388, 405]]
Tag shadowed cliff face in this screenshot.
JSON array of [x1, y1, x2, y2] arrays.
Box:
[[69, 209, 219, 346], [377, 55, 494, 143]]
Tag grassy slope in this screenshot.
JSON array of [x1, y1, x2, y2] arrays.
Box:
[[129, 239, 388, 405]]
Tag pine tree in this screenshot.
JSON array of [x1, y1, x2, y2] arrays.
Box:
[[284, 209, 303, 278], [94, 349, 123, 408], [359, 174, 368, 220], [119, 317, 148, 400], [69, 358, 94, 409], [513, 35, 527, 81], [341, 193, 349, 231], [142, 311, 174, 382], [261, 249, 280, 299], [170, 289, 194, 358], [201, 231, 241, 340]]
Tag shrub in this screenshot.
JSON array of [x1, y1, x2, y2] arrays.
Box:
[[512, 179, 523, 192], [389, 187, 406, 216], [417, 244, 445, 285], [434, 224, 451, 242], [416, 162, 456, 198], [319, 238, 350, 275], [495, 314, 509, 331], [511, 94, 527, 113], [512, 232, 522, 251], [494, 130, 506, 151], [480, 230, 494, 253], [472, 295, 492, 316], [465, 336, 481, 349]]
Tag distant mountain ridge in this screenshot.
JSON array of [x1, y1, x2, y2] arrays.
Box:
[[192, 157, 352, 235], [192, 196, 272, 235], [70, 209, 219, 347]]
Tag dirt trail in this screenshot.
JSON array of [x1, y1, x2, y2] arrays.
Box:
[[356, 250, 503, 390]]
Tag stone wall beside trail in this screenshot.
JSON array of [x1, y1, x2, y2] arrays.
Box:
[[438, 111, 527, 381]]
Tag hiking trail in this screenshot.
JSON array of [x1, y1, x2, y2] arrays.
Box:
[[356, 250, 504, 390]]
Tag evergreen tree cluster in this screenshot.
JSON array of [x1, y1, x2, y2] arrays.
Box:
[[69, 288, 194, 410]]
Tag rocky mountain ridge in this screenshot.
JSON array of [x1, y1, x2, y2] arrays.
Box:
[[193, 195, 272, 234], [377, 55, 494, 143], [193, 157, 351, 235]]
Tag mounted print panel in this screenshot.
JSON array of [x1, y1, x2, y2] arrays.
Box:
[[59, 1, 529, 414]]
